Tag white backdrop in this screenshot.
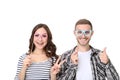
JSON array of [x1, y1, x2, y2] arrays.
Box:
[[0, 0, 120, 79]]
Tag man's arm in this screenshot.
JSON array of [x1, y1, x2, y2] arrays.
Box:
[[99, 48, 119, 80], [104, 61, 119, 80]]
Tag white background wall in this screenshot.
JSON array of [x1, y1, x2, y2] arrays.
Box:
[[0, 0, 120, 79]]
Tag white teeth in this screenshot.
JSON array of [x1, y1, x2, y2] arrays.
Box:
[[39, 43, 42, 44], [80, 39, 87, 42], [81, 38, 86, 40], [37, 42, 43, 45]]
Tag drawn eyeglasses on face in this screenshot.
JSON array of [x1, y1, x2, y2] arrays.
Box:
[[75, 30, 93, 37]]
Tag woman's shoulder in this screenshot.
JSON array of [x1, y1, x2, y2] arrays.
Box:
[[19, 53, 27, 60]]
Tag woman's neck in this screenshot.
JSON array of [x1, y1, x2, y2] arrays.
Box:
[[32, 49, 45, 55]]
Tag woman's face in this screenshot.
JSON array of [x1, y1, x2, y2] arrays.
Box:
[[33, 27, 48, 50]]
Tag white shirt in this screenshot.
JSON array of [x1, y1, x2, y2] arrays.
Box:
[[76, 49, 93, 80]]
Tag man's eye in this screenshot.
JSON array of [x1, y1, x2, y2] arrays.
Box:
[[85, 31, 90, 34], [78, 31, 82, 34]]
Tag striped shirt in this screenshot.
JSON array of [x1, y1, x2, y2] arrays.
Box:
[[57, 46, 120, 80], [15, 54, 54, 80]]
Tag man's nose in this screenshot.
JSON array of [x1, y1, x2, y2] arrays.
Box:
[[81, 33, 86, 38]]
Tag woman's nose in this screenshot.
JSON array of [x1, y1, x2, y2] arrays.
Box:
[[38, 36, 42, 41]]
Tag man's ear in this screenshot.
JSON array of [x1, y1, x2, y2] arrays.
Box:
[[91, 30, 94, 36], [73, 30, 76, 36]]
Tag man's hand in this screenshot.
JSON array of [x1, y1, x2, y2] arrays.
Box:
[[99, 47, 109, 64], [71, 47, 78, 64]]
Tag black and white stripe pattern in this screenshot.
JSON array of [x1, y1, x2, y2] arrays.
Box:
[[15, 54, 53, 80]]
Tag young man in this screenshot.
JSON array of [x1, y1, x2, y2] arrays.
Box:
[[57, 19, 119, 80]]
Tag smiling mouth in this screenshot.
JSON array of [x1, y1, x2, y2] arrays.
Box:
[[80, 38, 87, 40], [37, 42, 44, 45]]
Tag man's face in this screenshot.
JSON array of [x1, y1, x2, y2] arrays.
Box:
[[74, 24, 93, 46]]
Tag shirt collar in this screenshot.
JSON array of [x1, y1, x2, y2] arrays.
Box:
[[72, 45, 101, 56]]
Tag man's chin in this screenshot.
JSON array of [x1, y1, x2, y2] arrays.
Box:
[[78, 42, 88, 46]]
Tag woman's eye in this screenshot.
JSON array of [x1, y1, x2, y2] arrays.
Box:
[[42, 35, 47, 37], [34, 34, 39, 37]]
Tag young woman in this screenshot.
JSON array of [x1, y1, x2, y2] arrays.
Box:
[[15, 23, 64, 80]]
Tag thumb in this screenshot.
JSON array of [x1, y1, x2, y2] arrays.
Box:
[[27, 55, 32, 59], [73, 46, 79, 55], [99, 47, 107, 55], [102, 47, 107, 54], [73, 51, 78, 55]]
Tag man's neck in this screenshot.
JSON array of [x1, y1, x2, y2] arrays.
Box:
[[77, 45, 90, 52]]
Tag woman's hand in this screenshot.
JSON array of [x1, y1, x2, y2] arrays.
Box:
[[50, 56, 66, 79], [23, 55, 32, 68], [18, 55, 32, 80]]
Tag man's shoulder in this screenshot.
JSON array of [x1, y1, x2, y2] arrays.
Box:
[[61, 47, 75, 58], [63, 49, 73, 55], [90, 46, 101, 55]]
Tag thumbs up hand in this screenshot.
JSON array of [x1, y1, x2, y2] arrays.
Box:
[[99, 47, 109, 64]]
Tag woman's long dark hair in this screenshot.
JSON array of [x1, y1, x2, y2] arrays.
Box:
[[28, 23, 58, 65]]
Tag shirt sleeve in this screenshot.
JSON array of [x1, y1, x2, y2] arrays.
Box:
[[98, 56, 120, 80], [14, 54, 26, 80], [104, 60, 119, 80]]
